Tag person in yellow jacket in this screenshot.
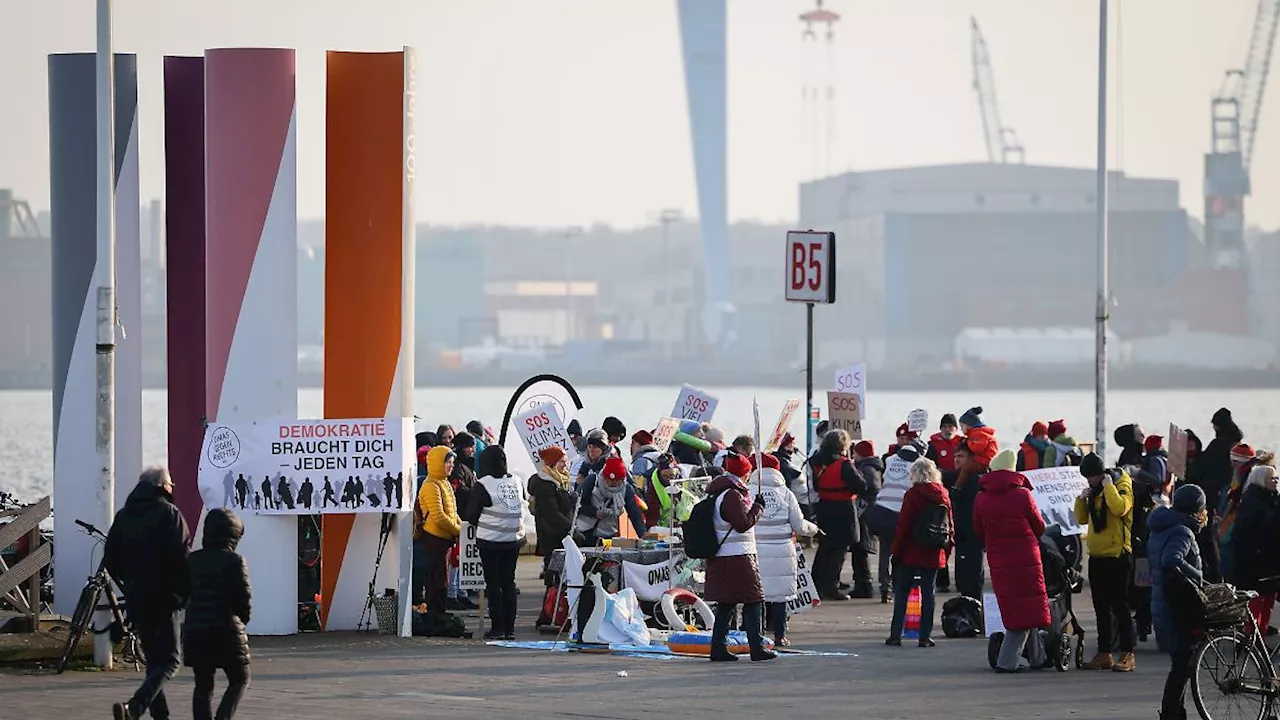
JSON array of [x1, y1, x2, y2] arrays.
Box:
[[416, 446, 462, 616], [1074, 452, 1136, 673]]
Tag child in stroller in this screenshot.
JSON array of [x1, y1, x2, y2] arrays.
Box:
[[988, 527, 1087, 671]]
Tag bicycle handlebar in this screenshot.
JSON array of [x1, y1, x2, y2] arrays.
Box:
[[75, 519, 105, 539]]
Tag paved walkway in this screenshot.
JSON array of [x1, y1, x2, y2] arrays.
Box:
[[2, 558, 1175, 719]]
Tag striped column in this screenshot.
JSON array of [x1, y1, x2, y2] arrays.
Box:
[[205, 48, 299, 635], [48, 53, 141, 615], [164, 56, 206, 532], [321, 48, 416, 632]]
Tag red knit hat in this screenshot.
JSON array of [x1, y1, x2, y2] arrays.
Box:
[[1047, 420, 1067, 438], [1030, 421, 1049, 438], [601, 456, 629, 482], [1231, 444, 1257, 463], [854, 440, 875, 458], [538, 445, 566, 466], [722, 452, 753, 479], [759, 454, 780, 471], [896, 423, 918, 440], [632, 430, 654, 446], [1144, 435, 1164, 453]]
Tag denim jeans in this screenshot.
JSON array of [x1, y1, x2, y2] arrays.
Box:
[[448, 566, 462, 599], [888, 566, 938, 641], [129, 613, 181, 719]]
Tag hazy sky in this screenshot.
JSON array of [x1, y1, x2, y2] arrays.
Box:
[[3, 0, 1277, 230]]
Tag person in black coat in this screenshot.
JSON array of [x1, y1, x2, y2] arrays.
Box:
[[105, 467, 191, 720], [1232, 466, 1280, 633], [1186, 407, 1244, 582], [183, 508, 251, 720], [809, 430, 867, 601]]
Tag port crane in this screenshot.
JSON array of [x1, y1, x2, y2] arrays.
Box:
[[971, 16, 1025, 164]]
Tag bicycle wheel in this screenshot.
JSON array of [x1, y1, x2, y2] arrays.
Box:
[[56, 581, 102, 673], [1192, 631, 1269, 720]]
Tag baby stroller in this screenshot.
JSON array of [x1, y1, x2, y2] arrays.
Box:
[[987, 530, 1087, 671]]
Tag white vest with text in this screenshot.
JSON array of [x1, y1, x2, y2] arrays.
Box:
[[476, 474, 528, 543]]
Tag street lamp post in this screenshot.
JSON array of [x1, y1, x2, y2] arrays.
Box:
[[658, 209, 682, 362]]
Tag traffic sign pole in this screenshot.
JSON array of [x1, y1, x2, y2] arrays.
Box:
[[806, 302, 814, 459]]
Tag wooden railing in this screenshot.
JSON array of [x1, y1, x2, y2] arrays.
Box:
[[0, 496, 52, 631]]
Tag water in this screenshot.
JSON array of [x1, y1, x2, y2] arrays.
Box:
[[2, 387, 1278, 501]]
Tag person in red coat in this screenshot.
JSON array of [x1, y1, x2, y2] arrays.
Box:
[[974, 449, 1051, 673], [887, 458, 953, 647]]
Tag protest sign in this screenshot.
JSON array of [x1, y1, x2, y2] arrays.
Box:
[[1168, 423, 1188, 479], [1023, 466, 1090, 535], [198, 417, 414, 515], [907, 409, 929, 434], [826, 391, 863, 440], [875, 454, 913, 513], [513, 403, 577, 469], [786, 544, 819, 616], [763, 398, 802, 452], [671, 384, 719, 423], [833, 363, 866, 417], [653, 417, 680, 453], [622, 559, 673, 602], [458, 522, 485, 590]]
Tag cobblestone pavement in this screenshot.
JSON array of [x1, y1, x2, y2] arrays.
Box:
[[2, 558, 1175, 720]]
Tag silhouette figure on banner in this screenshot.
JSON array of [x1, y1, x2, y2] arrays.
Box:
[[354, 477, 365, 508], [383, 472, 396, 508], [223, 471, 236, 508], [277, 476, 296, 510], [253, 491, 262, 510], [395, 471, 404, 509], [235, 474, 249, 508], [260, 477, 275, 510], [341, 477, 354, 508], [299, 477, 314, 510], [322, 477, 337, 508]]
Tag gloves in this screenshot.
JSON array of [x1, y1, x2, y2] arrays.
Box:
[[754, 494, 766, 508]]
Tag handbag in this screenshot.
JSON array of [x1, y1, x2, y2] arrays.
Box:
[[1163, 565, 1208, 629]]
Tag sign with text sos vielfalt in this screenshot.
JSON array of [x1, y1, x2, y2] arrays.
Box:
[[833, 363, 866, 418], [784, 230, 836, 304], [671, 384, 719, 423], [513, 403, 577, 468]]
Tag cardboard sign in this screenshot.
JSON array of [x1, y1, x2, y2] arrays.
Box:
[[653, 417, 680, 453], [833, 363, 866, 418], [1168, 423, 1189, 479], [875, 454, 913, 513], [906, 409, 929, 434], [458, 522, 485, 590], [621, 559, 672, 602], [1023, 466, 1090, 536], [983, 591, 1005, 637], [764, 398, 802, 452], [672, 384, 719, 423], [826, 391, 863, 440], [786, 545, 820, 616], [514, 402, 577, 469], [1134, 558, 1152, 588]]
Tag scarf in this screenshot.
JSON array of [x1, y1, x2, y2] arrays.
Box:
[[542, 463, 572, 492]]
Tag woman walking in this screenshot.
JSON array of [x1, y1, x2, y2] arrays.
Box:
[[704, 453, 774, 661], [1233, 464, 1280, 633], [973, 450, 1050, 672], [753, 454, 818, 647], [886, 458, 953, 647], [464, 446, 532, 640], [182, 509, 251, 720], [1149, 485, 1206, 720]]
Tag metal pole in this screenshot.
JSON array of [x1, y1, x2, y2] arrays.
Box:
[[1094, 0, 1109, 463], [94, 0, 117, 670], [661, 218, 671, 362], [805, 302, 814, 459]]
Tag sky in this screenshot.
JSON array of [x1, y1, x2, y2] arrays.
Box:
[[2, 0, 1277, 230]]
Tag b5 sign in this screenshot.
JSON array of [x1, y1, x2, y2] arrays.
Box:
[[785, 230, 836, 304]]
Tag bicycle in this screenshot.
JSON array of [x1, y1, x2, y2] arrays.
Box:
[[1190, 578, 1280, 720], [55, 519, 144, 673]]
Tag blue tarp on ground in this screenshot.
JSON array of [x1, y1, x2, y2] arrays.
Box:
[[486, 640, 856, 659]]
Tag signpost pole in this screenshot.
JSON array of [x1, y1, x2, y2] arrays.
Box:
[[805, 302, 814, 458]]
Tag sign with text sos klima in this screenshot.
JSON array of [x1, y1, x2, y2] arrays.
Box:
[[513, 403, 577, 468], [785, 230, 836, 304]]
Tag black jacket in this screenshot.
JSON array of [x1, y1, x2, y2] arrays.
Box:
[[450, 459, 477, 512], [183, 509, 251, 668], [1189, 421, 1244, 514], [1233, 484, 1280, 591], [809, 453, 867, 546], [104, 482, 191, 616], [528, 472, 574, 556]]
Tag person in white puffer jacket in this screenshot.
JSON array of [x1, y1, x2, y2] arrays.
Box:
[[752, 454, 819, 647]]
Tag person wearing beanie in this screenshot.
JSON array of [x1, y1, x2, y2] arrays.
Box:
[[1132, 434, 1171, 640], [851, 440, 889, 601], [463, 446, 532, 640], [602, 416, 627, 445], [1042, 421, 1082, 469], [629, 430, 661, 484], [975, 449, 1050, 672], [1149, 483, 1206, 719], [1234, 465, 1280, 637], [529, 445, 575, 623], [1075, 454, 1136, 672], [566, 419, 586, 453], [808, 429, 869, 601], [574, 456, 647, 544], [885, 423, 921, 462], [643, 453, 686, 528], [1113, 424, 1146, 468], [722, 451, 754, 481], [671, 421, 711, 470], [1217, 443, 1264, 585], [959, 406, 985, 431], [772, 433, 809, 523], [575, 429, 612, 488], [949, 441, 989, 600], [703, 454, 773, 662], [416, 446, 462, 616], [1186, 408, 1243, 584], [444, 432, 480, 610], [927, 414, 964, 473], [750, 453, 818, 649], [1018, 421, 1051, 472]]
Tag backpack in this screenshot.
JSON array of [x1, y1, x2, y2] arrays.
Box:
[[683, 490, 729, 559], [941, 595, 983, 638], [1053, 444, 1083, 467], [912, 501, 952, 550], [412, 482, 426, 541]]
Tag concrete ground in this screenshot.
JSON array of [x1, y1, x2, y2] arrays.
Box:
[[2, 555, 1178, 720]]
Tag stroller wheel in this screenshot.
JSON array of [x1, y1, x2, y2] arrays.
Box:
[[1073, 635, 1086, 669], [987, 632, 1004, 670], [1054, 633, 1071, 672]]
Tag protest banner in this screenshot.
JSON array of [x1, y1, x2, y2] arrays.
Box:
[[764, 398, 801, 452], [1168, 423, 1189, 479], [458, 522, 485, 590], [671, 384, 719, 423], [907, 409, 929, 434], [198, 417, 414, 515], [826, 391, 863, 440], [1023, 466, 1090, 535], [786, 544, 819, 616], [513, 402, 577, 468], [622, 559, 673, 602], [875, 454, 913, 513], [833, 363, 866, 417], [652, 417, 680, 453]]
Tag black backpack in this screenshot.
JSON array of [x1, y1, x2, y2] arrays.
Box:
[[913, 501, 952, 550], [941, 595, 983, 638], [684, 490, 728, 559]]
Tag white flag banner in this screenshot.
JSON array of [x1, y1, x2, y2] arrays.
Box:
[[198, 417, 414, 515], [621, 559, 673, 602]]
